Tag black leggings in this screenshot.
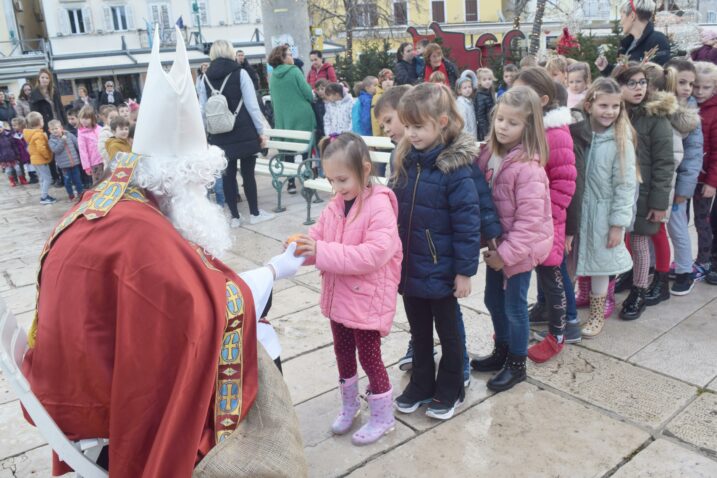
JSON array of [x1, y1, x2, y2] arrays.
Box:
[[224, 155, 259, 218]]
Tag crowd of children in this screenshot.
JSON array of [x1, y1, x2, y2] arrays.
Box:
[[0, 97, 137, 204], [289, 46, 717, 447]]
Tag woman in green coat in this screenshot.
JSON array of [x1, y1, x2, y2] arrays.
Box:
[[269, 45, 317, 193]]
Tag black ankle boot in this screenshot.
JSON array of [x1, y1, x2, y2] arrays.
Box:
[[487, 353, 527, 392], [645, 271, 670, 306], [614, 270, 633, 294], [28, 172, 39, 184], [620, 286, 647, 321], [470, 341, 508, 372], [528, 302, 548, 325]]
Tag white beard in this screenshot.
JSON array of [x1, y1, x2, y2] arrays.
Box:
[[122, 146, 232, 259]]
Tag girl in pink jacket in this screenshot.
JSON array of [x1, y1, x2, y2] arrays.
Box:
[[472, 86, 553, 393], [294, 132, 402, 446], [76, 106, 104, 184], [513, 67, 577, 363]]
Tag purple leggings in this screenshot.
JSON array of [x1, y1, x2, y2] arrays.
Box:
[[331, 320, 390, 394]]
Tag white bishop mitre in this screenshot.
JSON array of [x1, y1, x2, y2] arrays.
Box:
[[133, 27, 207, 157]]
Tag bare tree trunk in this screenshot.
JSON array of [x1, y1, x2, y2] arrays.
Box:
[[529, 0, 546, 55]]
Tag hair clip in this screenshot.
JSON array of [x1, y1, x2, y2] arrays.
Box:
[[629, 0, 636, 13], [328, 133, 340, 142]]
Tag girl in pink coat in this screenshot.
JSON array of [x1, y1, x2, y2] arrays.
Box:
[[76, 106, 104, 184], [513, 67, 577, 362], [472, 86, 553, 393], [294, 132, 402, 446]]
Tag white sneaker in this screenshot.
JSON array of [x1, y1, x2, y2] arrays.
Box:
[[249, 209, 275, 225], [230, 216, 242, 228]]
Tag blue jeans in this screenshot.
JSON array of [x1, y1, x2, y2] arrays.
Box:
[[214, 176, 225, 207], [455, 303, 469, 373], [484, 267, 531, 356], [536, 255, 577, 323], [61, 165, 84, 197]]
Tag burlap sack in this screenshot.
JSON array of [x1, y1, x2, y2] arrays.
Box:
[[193, 347, 307, 478]]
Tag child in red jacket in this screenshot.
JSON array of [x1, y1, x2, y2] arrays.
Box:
[[693, 62, 717, 284]]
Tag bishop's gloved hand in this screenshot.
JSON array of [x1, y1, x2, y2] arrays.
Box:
[[267, 242, 305, 280]]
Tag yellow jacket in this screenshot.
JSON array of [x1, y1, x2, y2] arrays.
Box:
[[105, 137, 132, 164], [23, 128, 52, 165], [371, 87, 385, 137]]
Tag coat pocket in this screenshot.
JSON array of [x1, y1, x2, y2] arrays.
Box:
[[425, 229, 438, 265]]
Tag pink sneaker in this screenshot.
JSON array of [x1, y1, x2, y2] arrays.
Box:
[[528, 333, 564, 363], [575, 276, 590, 308]]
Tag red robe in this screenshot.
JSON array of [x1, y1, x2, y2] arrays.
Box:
[[22, 194, 257, 477]]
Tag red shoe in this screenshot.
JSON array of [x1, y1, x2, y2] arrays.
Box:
[[528, 333, 564, 363], [18, 175, 28, 185], [8, 176, 17, 187]]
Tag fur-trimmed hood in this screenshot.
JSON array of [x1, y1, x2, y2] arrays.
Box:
[[670, 99, 701, 136], [641, 90, 679, 118], [457, 70, 478, 89], [543, 107, 572, 129], [436, 132, 479, 174]]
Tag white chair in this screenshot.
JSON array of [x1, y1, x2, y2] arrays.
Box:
[[0, 299, 109, 478]]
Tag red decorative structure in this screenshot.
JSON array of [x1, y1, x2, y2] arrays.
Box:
[[407, 22, 526, 70], [556, 27, 580, 56]]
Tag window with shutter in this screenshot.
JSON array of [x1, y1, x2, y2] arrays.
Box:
[[82, 6, 93, 32], [66, 8, 86, 34], [393, 1, 407, 25], [352, 2, 378, 28], [231, 0, 249, 23], [190, 0, 208, 26], [149, 3, 172, 29], [57, 8, 71, 35], [431, 1, 445, 23], [465, 0, 477, 22]]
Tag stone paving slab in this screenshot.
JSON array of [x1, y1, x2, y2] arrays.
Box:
[[268, 284, 322, 320], [528, 346, 696, 429], [709, 379, 716, 393], [3, 267, 37, 289], [665, 392, 717, 456], [0, 402, 45, 462], [0, 445, 54, 477], [347, 383, 651, 478], [283, 330, 411, 405], [292, 269, 322, 292], [388, 359, 494, 432], [295, 384, 415, 478], [630, 300, 717, 387], [230, 228, 285, 265], [575, 285, 717, 361], [0, 374, 12, 407], [0, 286, 36, 316], [272, 305, 333, 361], [612, 439, 717, 478]]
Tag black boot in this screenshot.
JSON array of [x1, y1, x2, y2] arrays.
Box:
[[528, 302, 548, 325], [470, 341, 508, 372], [620, 286, 647, 321], [28, 171, 39, 184], [487, 353, 527, 392], [614, 270, 633, 294], [645, 271, 670, 306]]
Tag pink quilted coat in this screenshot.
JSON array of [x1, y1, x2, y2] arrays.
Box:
[[477, 145, 554, 278], [77, 125, 103, 172], [543, 107, 577, 266], [306, 184, 402, 336]]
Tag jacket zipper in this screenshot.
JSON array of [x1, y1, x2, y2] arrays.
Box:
[[328, 207, 347, 316], [425, 229, 438, 264], [401, 163, 422, 289]]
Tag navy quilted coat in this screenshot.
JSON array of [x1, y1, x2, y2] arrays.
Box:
[[392, 133, 487, 298]]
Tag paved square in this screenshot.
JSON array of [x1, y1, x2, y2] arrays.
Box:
[[1, 175, 716, 476]]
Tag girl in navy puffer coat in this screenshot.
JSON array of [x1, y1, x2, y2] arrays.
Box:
[[390, 83, 482, 420]]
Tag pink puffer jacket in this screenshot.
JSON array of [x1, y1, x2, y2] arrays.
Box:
[[477, 145, 553, 278], [543, 108, 577, 266], [306, 184, 402, 336], [77, 125, 103, 171]]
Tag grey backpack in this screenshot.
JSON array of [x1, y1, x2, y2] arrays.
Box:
[[204, 72, 243, 134]]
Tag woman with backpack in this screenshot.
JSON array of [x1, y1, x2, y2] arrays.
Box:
[[204, 40, 275, 227]]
